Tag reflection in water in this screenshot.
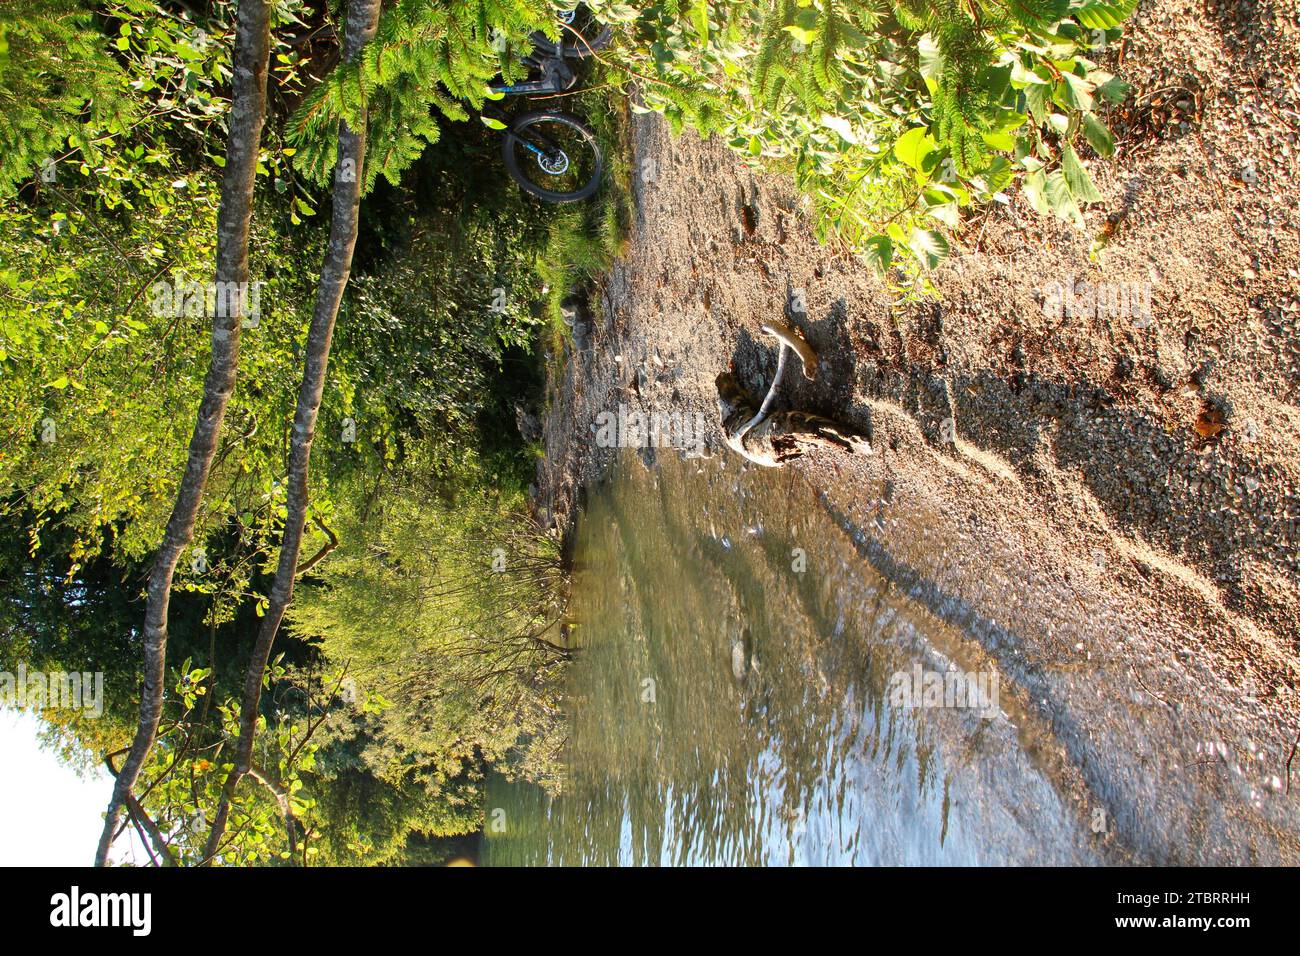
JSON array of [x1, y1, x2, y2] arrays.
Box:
[[485, 451, 1098, 865]]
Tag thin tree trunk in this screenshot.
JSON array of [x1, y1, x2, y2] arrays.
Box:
[[200, 0, 382, 864], [248, 765, 300, 865], [94, 0, 273, 867], [104, 754, 178, 866]]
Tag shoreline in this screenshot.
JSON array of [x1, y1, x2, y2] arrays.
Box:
[[533, 0, 1300, 859]]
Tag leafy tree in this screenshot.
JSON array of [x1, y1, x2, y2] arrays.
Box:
[[589, 0, 1136, 289], [288, 447, 569, 802], [0, 0, 617, 866], [0, 0, 332, 577], [0, 0, 134, 196], [301, 708, 484, 864], [289, 0, 557, 192], [95, 0, 279, 864], [202, 0, 384, 860]]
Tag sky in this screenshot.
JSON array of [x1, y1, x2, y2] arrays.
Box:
[[0, 709, 141, 866]]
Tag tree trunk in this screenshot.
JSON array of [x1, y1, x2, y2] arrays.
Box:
[[94, 0, 273, 867], [200, 0, 383, 864]]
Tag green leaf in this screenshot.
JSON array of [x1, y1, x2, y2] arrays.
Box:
[[893, 127, 934, 171], [1070, 0, 1139, 31], [1095, 76, 1131, 104], [480, 117, 507, 130], [918, 33, 942, 85], [47, 375, 70, 390], [1026, 84, 1050, 126], [784, 8, 819, 45], [782, 24, 816, 45], [1012, 61, 1051, 87], [982, 128, 1018, 151], [689, 0, 709, 46], [1045, 169, 1084, 226], [1057, 72, 1095, 112], [926, 202, 959, 228], [1081, 113, 1115, 157], [1061, 143, 1102, 202], [909, 228, 950, 269], [983, 155, 1015, 193], [863, 235, 892, 272], [1022, 168, 1052, 216], [821, 113, 858, 145]]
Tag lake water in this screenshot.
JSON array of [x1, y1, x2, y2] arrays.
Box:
[[483, 450, 1099, 866]]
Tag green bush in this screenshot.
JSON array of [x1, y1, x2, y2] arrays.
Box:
[[589, 0, 1136, 290]]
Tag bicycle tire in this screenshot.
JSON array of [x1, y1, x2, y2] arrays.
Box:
[[529, 9, 611, 59], [503, 110, 604, 204]]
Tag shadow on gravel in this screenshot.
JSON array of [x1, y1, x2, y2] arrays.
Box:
[[883, 362, 1294, 637]]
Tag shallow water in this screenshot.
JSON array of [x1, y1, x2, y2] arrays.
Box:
[[484, 450, 1101, 866]]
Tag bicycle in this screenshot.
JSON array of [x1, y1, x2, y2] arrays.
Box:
[[486, 7, 612, 203]]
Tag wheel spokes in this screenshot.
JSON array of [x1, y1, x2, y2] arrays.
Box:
[[510, 119, 597, 197]]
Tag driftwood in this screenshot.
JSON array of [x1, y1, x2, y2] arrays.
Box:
[[761, 320, 817, 379], [716, 322, 870, 467]]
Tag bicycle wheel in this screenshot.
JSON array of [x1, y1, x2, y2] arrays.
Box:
[[503, 110, 604, 203], [529, 6, 611, 59]]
